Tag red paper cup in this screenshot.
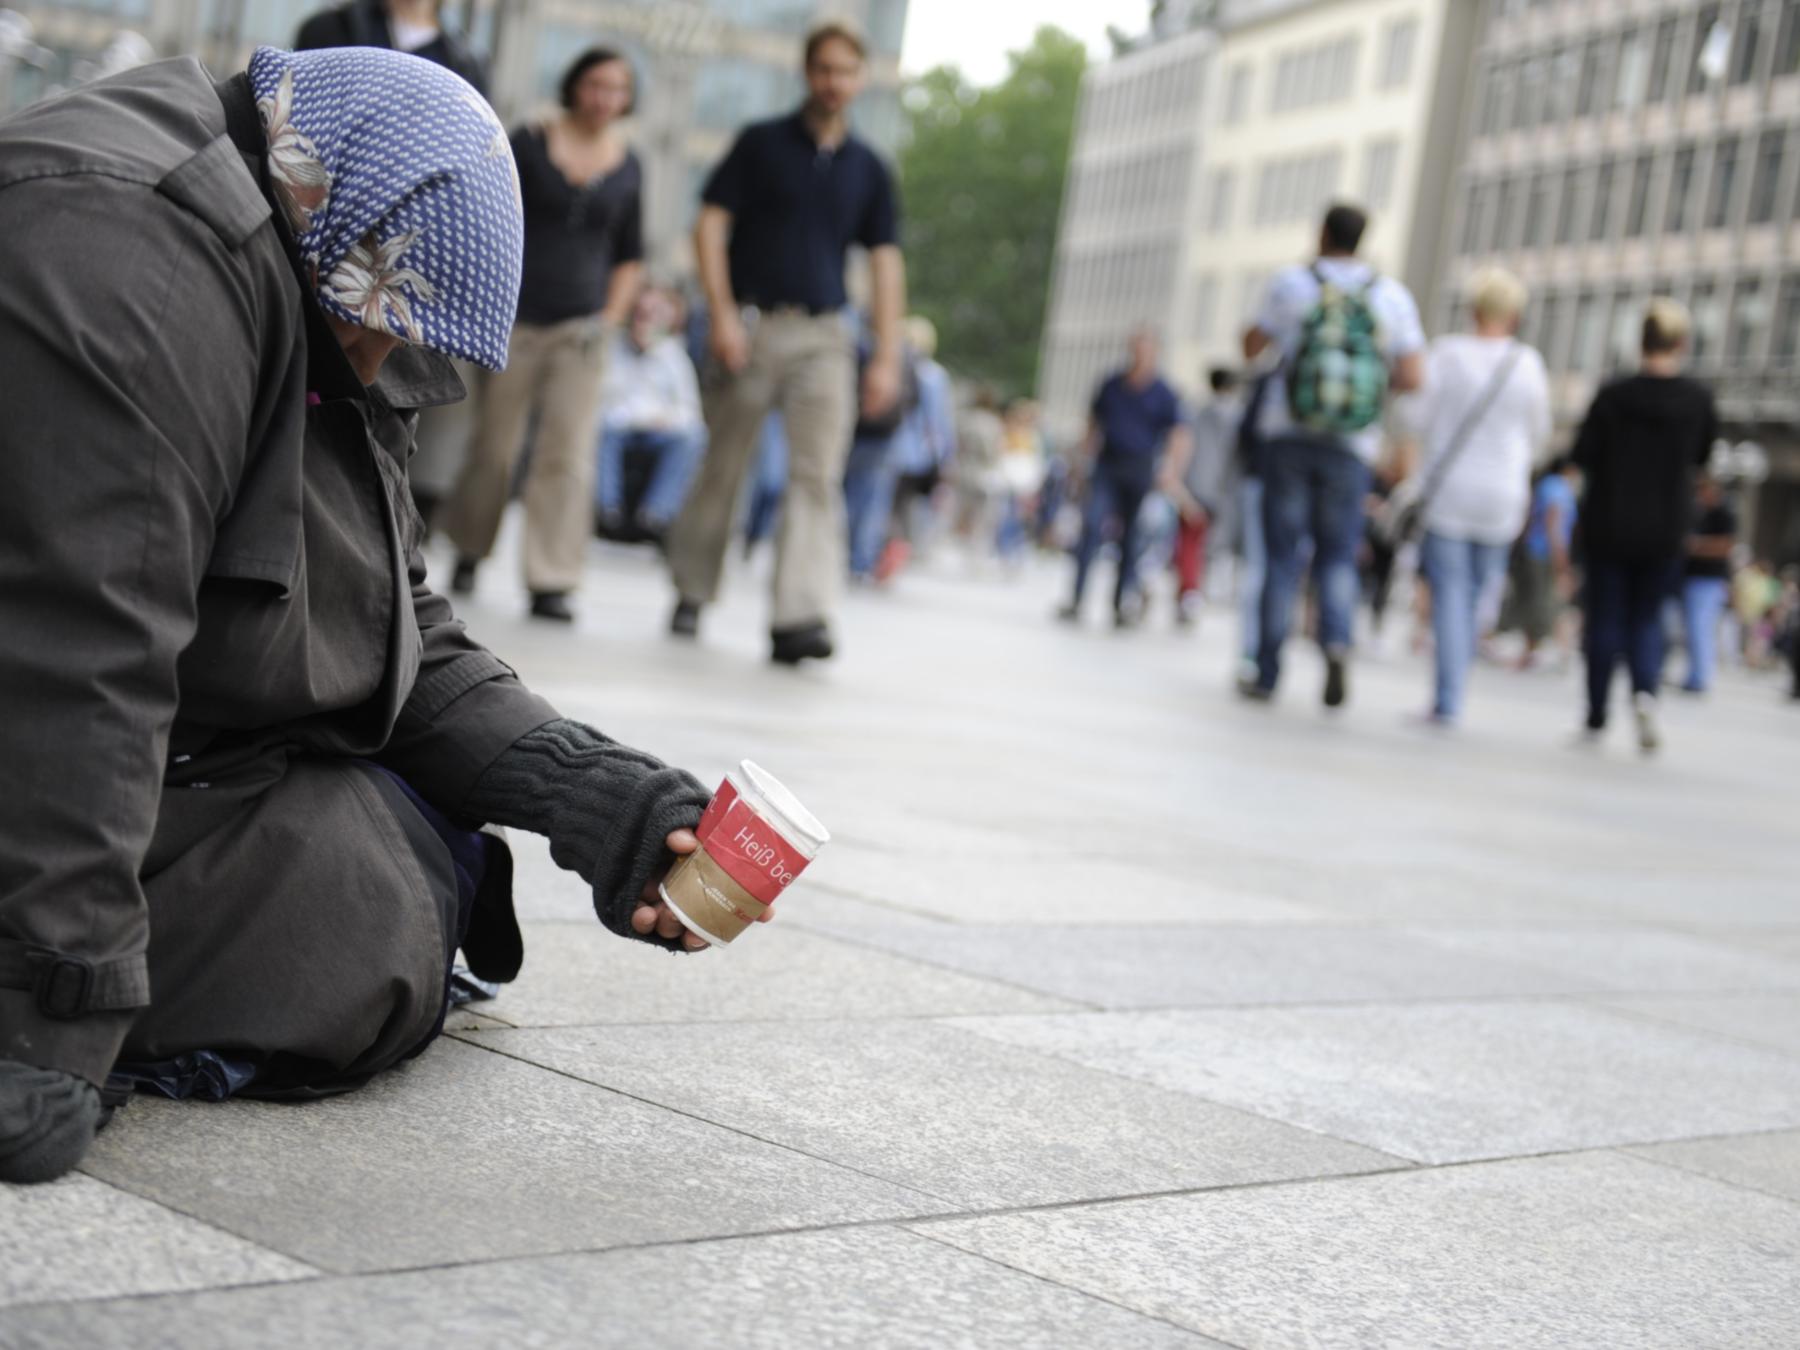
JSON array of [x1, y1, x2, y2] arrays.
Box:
[[658, 760, 828, 947]]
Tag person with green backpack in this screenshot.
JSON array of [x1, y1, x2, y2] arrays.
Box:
[[1238, 204, 1425, 708]]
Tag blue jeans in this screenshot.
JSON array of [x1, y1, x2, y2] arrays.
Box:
[[1256, 436, 1370, 690], [843, 434, 898, 577], [1237, 475, 1266, 664], [1584, 556, 1678, 726], [1071, 460, 1153, 612], [743, 415, 788, 547], [1421, 531, 1510, 721], [1680, 576, 1730, 691], [596, 425, 705, 526]]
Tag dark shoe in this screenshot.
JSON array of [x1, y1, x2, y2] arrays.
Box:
[[450, 557, 478, 596], [771, 622, 834, 665], [0, 1061, 102, 1184], [635, 513, 670, 549], [1055, 602, 1081, 624], [670, 598, 701, 638], [1323, 651, 1348, 709], [1236, 674, 1273, 703], [529, 591, 575, 623], [596, 507, 628, 539]]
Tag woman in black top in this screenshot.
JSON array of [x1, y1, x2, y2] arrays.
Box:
[[440, 49, 645, 621], [1573, 298, 1719, 750]]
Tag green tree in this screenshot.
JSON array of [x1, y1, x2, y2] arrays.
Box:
[[898, 27, 1086, 398]]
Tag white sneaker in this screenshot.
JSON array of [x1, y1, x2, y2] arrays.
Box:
[[1633, 692, 1661, 754]]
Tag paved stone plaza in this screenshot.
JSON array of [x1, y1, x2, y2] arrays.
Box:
[[4, 542, 1798, 1348]]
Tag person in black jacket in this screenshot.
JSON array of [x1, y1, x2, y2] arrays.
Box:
[[0, 47, 715, 1187], [1572, 299, 1719, 751], [295, 0, 486, 94]]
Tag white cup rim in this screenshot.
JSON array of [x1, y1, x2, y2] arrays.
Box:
[[730, 760, 829, 855]]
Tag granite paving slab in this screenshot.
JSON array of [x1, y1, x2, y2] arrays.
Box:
[[0, 1225, 1228, 1350], [1596, 991, 1800, 1057], [79, 1038, 942, 1273], [0, 1173, 312, 1310], [1629, 1129, 1800, 1205], [1411, 928, 1800, 995], [807, 842, 1326, 925], [947, 1001, 1800, 1163], [481, 1019, 1402, 1207], [474, 921, 1077, 1028], [784, 922, 1598, 1009], [911, 1151, 1800, 1349]]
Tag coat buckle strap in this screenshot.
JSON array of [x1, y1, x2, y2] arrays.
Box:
[[0, 941, 150, 1020]]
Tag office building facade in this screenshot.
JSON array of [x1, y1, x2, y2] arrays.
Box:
[[1441, 0, 1800, 555]]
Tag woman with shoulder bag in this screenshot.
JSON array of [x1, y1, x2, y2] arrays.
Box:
[[1408, 268, 1552, 725]]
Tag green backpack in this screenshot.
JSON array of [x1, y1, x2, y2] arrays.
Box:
[[1286, 265, 1388, 435]]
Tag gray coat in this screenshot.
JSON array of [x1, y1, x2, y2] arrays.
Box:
[[0, 61, 558, 1088]]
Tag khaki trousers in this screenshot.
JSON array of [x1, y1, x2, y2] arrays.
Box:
[[668, 310, 855, 630], [441, 317, 609, 595]]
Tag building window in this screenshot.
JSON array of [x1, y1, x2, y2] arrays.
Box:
[[1268, 34, 1361, 114], [1192, 273, 1220, 343], [1729, 277, 1771, 361], [1524, 173, 1552, 249], [1461, 181, 1490, 254], [1666, 144, 1699, 233], [1570, 291, 1604, 373], [1378, 17, 1418, 90], [1538, 292, 1569, 367], [1749, 128, 1788, 224], [1548, 45, 1582, 125], [1707, 136, 1741, 230], [1647, 16, 1680, 102], [1591, 158, 1617, 241], [1494, 176, 1520, 251], [1780, 1, 1800, 80], [1615, 26, 1651, 110], [1607, 291, 1643, 371], [1224, 61, 1253, 124], [1575, 38, 1606, 119], [1689, 277, 1725, 364], [1690, 7, 1725, 97], [1624, 153, 1655, 237], [1362, 138, 1400, 211], [1774, 274, 1800, 359], [1480, 60, 1513, 135], [1731, 4, 1764, 86], [1555, 167, 1584, 246]]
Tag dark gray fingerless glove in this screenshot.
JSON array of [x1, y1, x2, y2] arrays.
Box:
[[463, 719, 711, 951], [0, 1059, 102, 1184]]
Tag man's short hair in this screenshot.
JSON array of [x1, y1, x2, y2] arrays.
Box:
[[805, 20, 868, 66], [1209, 366, 1239, 393], [1321, 203, 1368, 254], [1642, 297, 1691, 354]]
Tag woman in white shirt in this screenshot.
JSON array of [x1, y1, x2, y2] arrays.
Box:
[[1416, 268, 1553, 723]]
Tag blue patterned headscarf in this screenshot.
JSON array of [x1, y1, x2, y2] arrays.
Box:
[[248, 46, 523, 371]]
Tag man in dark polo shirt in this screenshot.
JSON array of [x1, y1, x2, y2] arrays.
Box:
[[666, 20, 905, 665], [1059, 329, 1190, 627]]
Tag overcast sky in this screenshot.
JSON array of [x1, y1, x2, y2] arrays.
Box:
[[900, 0, 1155, 84]]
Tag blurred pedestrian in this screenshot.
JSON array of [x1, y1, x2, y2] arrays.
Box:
[[1573, 299, 1718, 750], [440, 48, 644, 621], [996, 399, 1048, 567], [843, 317, 917, 582], [1514, 457, 1581, 671], [296, 0, 486, 93], [1678, 476, 1736, 693], [875, 316, 956, 580], [667, 21, 905, 665], [1239, 203, 1425, 707], [742, 413, 788, 556], [595, 287, 704, 545], [1058, 328, 1190, 628], [951, 385, 1006, 555], [1408, 268, 1550, 724], [1164, 367, 1240, 628]]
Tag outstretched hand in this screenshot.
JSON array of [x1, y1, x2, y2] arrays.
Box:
[[629, 829, 780, 950]]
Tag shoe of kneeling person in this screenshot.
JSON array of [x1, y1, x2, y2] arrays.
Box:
[[450, 556, 478, 596], [669, 597, 701, 638], [529, 591, 575, 623], [771, 622, 834, 665], [1323, 650, 1349, 709]]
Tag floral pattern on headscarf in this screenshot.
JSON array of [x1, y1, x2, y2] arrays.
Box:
[[248, 46, 523, 371]]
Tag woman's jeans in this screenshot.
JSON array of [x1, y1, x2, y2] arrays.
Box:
[[595, 425, 705, 526], [843, 434, 898, 577], [1421, 531, 1509, 720], [1680, 576, 1730, 691], [1238, 475, 1265, 663], [1584, 555, 1678, 726]]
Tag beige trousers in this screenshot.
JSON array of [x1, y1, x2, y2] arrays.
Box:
[[440, 317, 609, 595], [668, 310, 856, 630]]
